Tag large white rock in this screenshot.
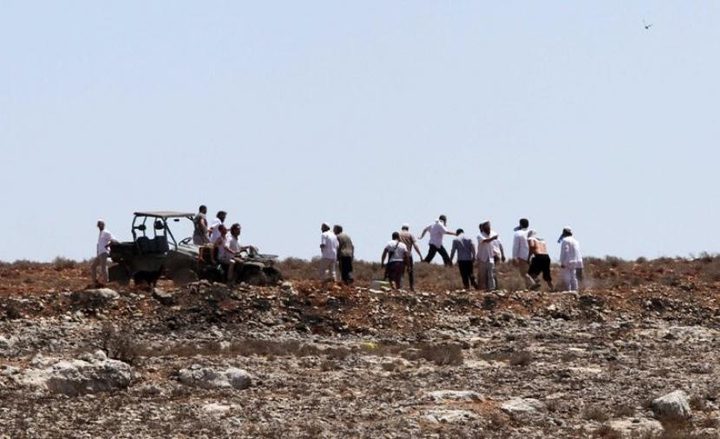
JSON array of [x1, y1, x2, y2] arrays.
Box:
[[178, 365, 252, 390], [651, 390, 691, 420], [19, 356, 133, 396], [501, 398, 546, 416], [71, 288, 120, 306], [608, 418, 664, 438]]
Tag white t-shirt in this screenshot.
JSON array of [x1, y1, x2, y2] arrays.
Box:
[[476, 231, 498, 263], [97, 230, 114, 255], [229, 235, 242, 253], [208, 219, 223, 243], [512, 229, 530, 261], [429, 221, 448, 247], [385, 240, 408, 262], [320, 231, 339, 260], [216, 236, 234, 262], [560, 236, 583, 268]]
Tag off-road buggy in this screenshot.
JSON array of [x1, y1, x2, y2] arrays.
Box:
[[108, 211, 281, 286]]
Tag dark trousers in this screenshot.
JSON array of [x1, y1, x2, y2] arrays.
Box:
[[457, 260, 477, 289], [406, 256, 415, 290], [338, 256, 353, 284], [424, 244, 451, 266], [528, 254, 552, 284], [387, 261, 405, 288]]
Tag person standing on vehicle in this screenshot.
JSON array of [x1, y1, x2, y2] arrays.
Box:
[[399, 224, 422, 291], [91, 219, 117, 287], [476, 221, 501, 291], [319, 223, 339, 282], [558, 227, 583, 291], [527, 230, 553, 290], [193, 205, 210, 245], [381, 232, 409, 289], [208, 210, 227, 243], [418, 215, 456, 266], [450, 229, 478, 289], [512, 218, 537, 290], [333, 225, 355, 285]]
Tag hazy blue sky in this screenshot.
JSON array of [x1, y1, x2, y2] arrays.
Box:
[[1, 1, 718, 262]]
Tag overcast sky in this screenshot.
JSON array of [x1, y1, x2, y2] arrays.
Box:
[[1, 1, 718, 262]]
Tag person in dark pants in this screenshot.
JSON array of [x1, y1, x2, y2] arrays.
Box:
[[418, 215, 456, 266], [381, 232, 409, 289], [450, 229, 478, 289], [528, 230, 553, 290], [333, 225, 354, 285], [399, 224, 423, 291]]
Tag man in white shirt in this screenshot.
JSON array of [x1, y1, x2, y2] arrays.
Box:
[[418, 215, 456, 266], [476, 221, 502, 291], [213, 224, 238, 284], [319, 223, 339, 282], [208, 210, 227, 243], [91, 219, 117, 287], [559, 227, 583, 291], [512, 218, 537, 289], [381, 232, 409, 289]]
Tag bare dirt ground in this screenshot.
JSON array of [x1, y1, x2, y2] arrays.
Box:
[[1, 257, 720, 438]]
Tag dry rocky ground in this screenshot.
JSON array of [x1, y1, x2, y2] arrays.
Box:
[[1, 258, 720, 438]]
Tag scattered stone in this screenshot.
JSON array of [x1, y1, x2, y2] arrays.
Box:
[[426, 390, 483, 403], [607, 417, 664, 438], [651, 390, 691, 420], [424, 409, 478, 424], [501, 398, 546, 416], [202, 403, 233, 415], [71, 288, 120, 307], [178, 365, 252, 390], [152, 288, 177, 306]]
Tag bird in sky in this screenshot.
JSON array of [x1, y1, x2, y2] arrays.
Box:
[[643, 19, 653, 30]]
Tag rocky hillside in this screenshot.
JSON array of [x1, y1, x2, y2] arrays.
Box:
[[0, 258, 719, 438]]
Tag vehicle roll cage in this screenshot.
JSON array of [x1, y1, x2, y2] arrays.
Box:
[[131, 212, 195, 251]]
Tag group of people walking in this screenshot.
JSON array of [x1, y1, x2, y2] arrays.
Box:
[[319, 215, 584, 292]]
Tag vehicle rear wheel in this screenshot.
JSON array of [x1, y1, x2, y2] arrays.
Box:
[[109, 264, 130, 286], [169, 268, 198, 286], [241, 266, 267, 286], [263, 267, 282, 285]]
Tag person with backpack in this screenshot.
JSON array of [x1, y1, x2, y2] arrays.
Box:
[[381, 232, 409, 289], [450, 229, 478, 289]]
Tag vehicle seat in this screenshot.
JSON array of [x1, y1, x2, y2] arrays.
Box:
[[155, 235, 169, 253], [136, 236, 153, 253], [198, 245, 215, 264]]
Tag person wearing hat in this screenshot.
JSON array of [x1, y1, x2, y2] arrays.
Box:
[[512, 218, 537, 289], [476, 221, 502, 291], [418, 215, 456, 266], [90, 219, 117, 287], [319, 223, 339, 282], [527, 230, 553, 290], [558, 227, 583, 291], [450, 228, 478, 289], [399, 224, 423, 291]]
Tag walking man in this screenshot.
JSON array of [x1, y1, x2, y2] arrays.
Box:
[[419, 215, 456, 266], [193, 205, 210, 245], [91, 219, 117, 287], [381, 232, 409, 289], [450, 229, 478, 289], [319, 223, 339, 282], [476, 221, 501, 291], [527, 230, 553, 290], [512, 218, 537, 289], [399, 224, 423, 291], [558, 227, 583, 291], [334, 225, 354, 285], [208, 210, 227, 243]]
